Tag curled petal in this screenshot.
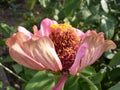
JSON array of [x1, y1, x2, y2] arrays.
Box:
[[23, 37, 62, 71], [40, 18, 58, 36], [33, 25, 42, 37], [18, 26, 33, 38], [104, 40, 116, 51], [5, 32, 30, 47], [79, 30, 116, 70], [5, 33, 16, 47], [69, 43, 87, 75]]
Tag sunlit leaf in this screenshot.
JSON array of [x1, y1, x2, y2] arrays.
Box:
[[25, 71, 54, 90], [81, 66, 96, 76], [38, 0, 50, 8], [104, 50, 116, 59], [101, 0, 109, 13], [81, 7, 91, 20], [100, 16, 115, 39]]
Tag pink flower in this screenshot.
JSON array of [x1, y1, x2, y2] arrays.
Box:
[[6, 18, 116, 90]]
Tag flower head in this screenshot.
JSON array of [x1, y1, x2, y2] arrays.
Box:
[[6, 18, 116, 75], [6, 18, 116, 90]]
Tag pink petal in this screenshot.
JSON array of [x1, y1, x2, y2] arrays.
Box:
[[33, 25, 42, 37], [80, 30, 116, 68], [40, 18, 58, 36], [6, 32, 30, 47], [69, 43, 87, 75], [104, 40, 116, 51], [9, 43, 45, 70], [75, 29, 85, 38], [23, 36, 62, 71], [5, 33, 16, 47], [18, 26, 33, 38]]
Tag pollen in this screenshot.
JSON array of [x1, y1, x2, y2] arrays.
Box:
[[49, 23, 81, 71]]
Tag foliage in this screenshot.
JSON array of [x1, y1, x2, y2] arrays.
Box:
[[0, 0, 120, 90]]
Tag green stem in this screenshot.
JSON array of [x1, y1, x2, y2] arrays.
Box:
[[113, 0, 117, 6], [78, 73, 99, 90], [0, 63, 27, 82]]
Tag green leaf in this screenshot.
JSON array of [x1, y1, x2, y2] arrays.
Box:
[[108, 68, 120, 81], [81, 66, 104, 90], [89, 4, 100, 15], [23, 68, 37, 81], [12, 64, 23, 74], [0, 81, 3, 88], [101, 0, 109, 13], [64, 74, 92, 90], [64, 66, 99, 90], [27, 0, 37, 10], [0, 55, 14, 63], [38, 0, 50, 8], [0, 23, 16, 37], [64, 0, 80, 17], [100, 16, 115, 39], [108, 82, 120, 90], [6, 86, 16, 90], [104, 50, 116, 59], [81, 66, 96, 76], [89, 72, 104, 84], [25, 71, 54, 90], [64, 75, 80, 90], [109, 52, 120, 67], [81, 7, 91, 20]]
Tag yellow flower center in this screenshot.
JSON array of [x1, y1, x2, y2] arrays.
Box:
[[49, 23, 81, 71]]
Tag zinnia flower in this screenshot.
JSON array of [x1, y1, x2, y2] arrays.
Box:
[[6, 18, 116, 90]]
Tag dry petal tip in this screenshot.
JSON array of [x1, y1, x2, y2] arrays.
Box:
[[18, 26, 32, 37]]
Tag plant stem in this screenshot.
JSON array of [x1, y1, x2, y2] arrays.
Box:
[[113, 0, 117, 6], [53, 73, 67, 90], [0, 63, 27, 82], [78, 73, 99, 90]]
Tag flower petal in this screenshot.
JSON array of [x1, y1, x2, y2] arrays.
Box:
[[18, 26, 33, 38], [75, 29, 85, 38], [5, 32, 30, 47], [5, 33, 16, 47], [9, 43, 45, 70], [104, 40, 116, 51], [23, 36, 62, 71], [69, 43, 87, 75], [33, 25, 42, 37], [40, 18, 58, 36], [79, 30, 116, 69]]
